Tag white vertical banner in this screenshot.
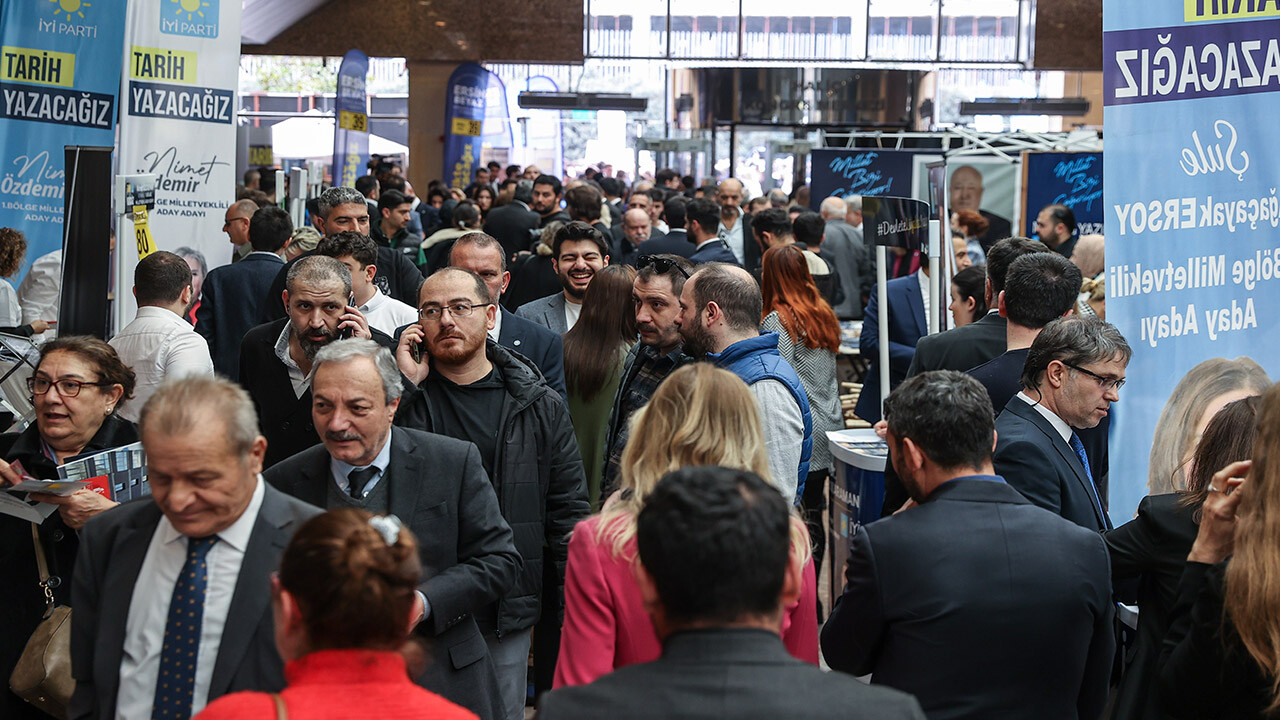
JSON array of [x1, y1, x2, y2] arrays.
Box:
[[116, 0, 241, 327]]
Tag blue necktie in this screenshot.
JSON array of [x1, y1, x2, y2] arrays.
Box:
[[152, 536, 217, 720], [1070, 434, 1110, 529]]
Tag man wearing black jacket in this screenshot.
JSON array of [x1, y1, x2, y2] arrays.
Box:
[[395, 266, 589, 720]]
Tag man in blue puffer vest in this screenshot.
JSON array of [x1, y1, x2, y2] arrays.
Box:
[[674, 262, 812, 505]]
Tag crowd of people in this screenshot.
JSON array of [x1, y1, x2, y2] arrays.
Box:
[[0, 159, 1272, 720]]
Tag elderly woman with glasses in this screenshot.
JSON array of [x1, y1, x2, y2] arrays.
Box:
[[0, 336, 136, 720]]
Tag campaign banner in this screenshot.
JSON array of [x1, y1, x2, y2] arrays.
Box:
[[117, 0, 241, 327], [332, 49, 369, 189], [809, 148, 918, 209], [443, 63, 491, 189], [1020, 151, 1105, 237], [1103, 7, 1280, 523], [0, 0, 125, 283], [865, 197, 930, 251]]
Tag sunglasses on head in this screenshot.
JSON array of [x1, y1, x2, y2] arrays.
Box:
[[637, 254, 690, 279]]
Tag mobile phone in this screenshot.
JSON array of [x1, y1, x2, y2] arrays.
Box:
[[409, 336, 425, 363], [340, 293, 355, 339]]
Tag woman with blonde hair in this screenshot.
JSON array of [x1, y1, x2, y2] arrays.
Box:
[[553, 363, 819, 687], [1147, 357, 1270, 494], [1159, 382, 1280, 718]]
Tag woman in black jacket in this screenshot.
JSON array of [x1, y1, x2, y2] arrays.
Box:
[[0, 336, 136, 719], [1105, 396, 1259, 719], [1158, 383, 1280, 719]]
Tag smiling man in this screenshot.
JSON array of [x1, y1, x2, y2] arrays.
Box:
[[69, 376, 322, 720], [395, 267, 588, 720], [262, 339, 519, 719], [993, 315, 1131, 532], [237, 255, 396, 468], [515, 221, 610, 334]]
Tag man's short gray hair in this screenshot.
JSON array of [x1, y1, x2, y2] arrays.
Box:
[[287, 254, 352, 296], [845, 196, 862, 214], [311, 338, 403, 404], [316, 186, 366, 219], [140, 376, 260, 457]]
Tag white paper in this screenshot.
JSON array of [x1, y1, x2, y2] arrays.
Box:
[[0, 493, 58, 523]]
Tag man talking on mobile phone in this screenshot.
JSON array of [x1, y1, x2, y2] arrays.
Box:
[[395, 266, 589, 720], [238, 255, 396, 468]]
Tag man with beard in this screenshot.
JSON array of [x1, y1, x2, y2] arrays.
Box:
[[532, 174, 571, 227], [515, 221, 610, 334], [238, 255, 397, 468], [395, 267, 589, 720], [821, 371, 1114, 720], [674, 262, 812, 505], [263, 339, 520, 719], [599, 254, 694, 500]]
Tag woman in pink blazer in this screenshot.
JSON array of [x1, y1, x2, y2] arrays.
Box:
[[554, 364, 820, 688]]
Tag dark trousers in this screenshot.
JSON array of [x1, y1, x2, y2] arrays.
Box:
[[801, 469, 829, 617]]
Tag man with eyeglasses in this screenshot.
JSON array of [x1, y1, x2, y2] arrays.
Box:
[[222, 198, 257, 264], [395, 267, 589, 720], [599, 253, 695, 501], [993, 315, 1131, 532]]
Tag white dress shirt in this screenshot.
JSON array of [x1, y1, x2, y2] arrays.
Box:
[[110, 306, 215, 423], [358, 287, 418, 338], [718, 213, 746, 263], [0, 279, 21, 327], [563, 299, 582, 331], [488, 308, 503, 342], [1017, 391, 1072, 442], [916, 268, 930, 323], [116, 476, 266, 720], [17, 249, 61, 342], [273, 323, 310, 398]]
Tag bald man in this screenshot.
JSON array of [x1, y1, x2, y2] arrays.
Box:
[[716, 179, 757, 268], [223, 198, 258, 263], [948, 166, 1011, 251], [820, 196, 871, 319], [675, 262, 812, 505]]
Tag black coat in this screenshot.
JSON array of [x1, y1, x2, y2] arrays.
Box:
[[1158, 560, 1273, 719], [0, 416, 137, 720], [906, 311, 1007, 377], [484, 201, 541, 261], [1104, 493, 1199, 720], [238, 318, 397, 469], [504, 252, 561, 313], [823, 479, 1115, 720], [498, 308, 567, 401], [264, 426, 520, 719], [635, 228, 694, 259], [260, 248, 424, 323], [394, 339, 589, 634], [539, 629, 925, 720], [195, 252, 286, 381]]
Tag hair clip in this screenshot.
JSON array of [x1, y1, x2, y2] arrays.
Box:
[[368, 514, 402, 546]]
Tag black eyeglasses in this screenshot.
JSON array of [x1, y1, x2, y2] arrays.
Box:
[[637, 254, 690, 279], [418, 301, 493, 322], [27, 377, 112, 398], [1063, 362, 1126, 392]]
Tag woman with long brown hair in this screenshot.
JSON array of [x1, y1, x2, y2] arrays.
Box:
[[759, 244, 841, 586], [1105, 396, 1260, 720], [563, 263, 637, 509], [554, 363, 819, 688], [1159, 382, 1280, 718]]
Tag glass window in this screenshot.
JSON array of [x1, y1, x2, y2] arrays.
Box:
[[940, 0, 1021, 61], [669, 0, 740, 58], [741, 0, 867, 60], [868, 0, 939, 60]]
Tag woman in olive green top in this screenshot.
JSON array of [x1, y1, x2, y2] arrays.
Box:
[[563, 264, 637, 509]]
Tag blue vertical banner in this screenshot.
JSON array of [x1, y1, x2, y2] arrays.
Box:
[[0, 0, 125, 283], [332, 49, 369, 189], [1103, 6, 1280, 522], [444, 63, 491, 189], [1020, 151, 1105, 237]]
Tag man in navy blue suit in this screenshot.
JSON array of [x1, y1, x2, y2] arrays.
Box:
[[993, 315, 1130, 532], [853, 268, 928, 423], [448, 231, 567, 401], [687, 198, 739, 265], [196, 205, 291, 381]]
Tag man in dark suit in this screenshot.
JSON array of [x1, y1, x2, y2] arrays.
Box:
[[949, 165, 1013, 251], [448, 232, 568, 400], [687, 197, 740, 265], [516, 222, 609, 335], [196, 205, 291, 380], [484, 179, 541, 260], [538, 465, 925, 720], [714, 179, 757, 269], [819, 196, 870, 319], [260, 186, 424, 322], [611, 189, 663, 252], [907, 237, 1049, 377], [239, 256, 396, 469], [612, 207, 658, 265], [636, 196, 694, 259], [263, 339, 521, 719], [822, 371, 1114, 720], [994, 315, 1130, 532], [854, 270, 928, 424], [69, 376, 322, 720]]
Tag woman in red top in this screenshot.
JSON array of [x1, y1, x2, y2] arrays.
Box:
[[554, 363, 820, 688], [195, 509, 476, 720]]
